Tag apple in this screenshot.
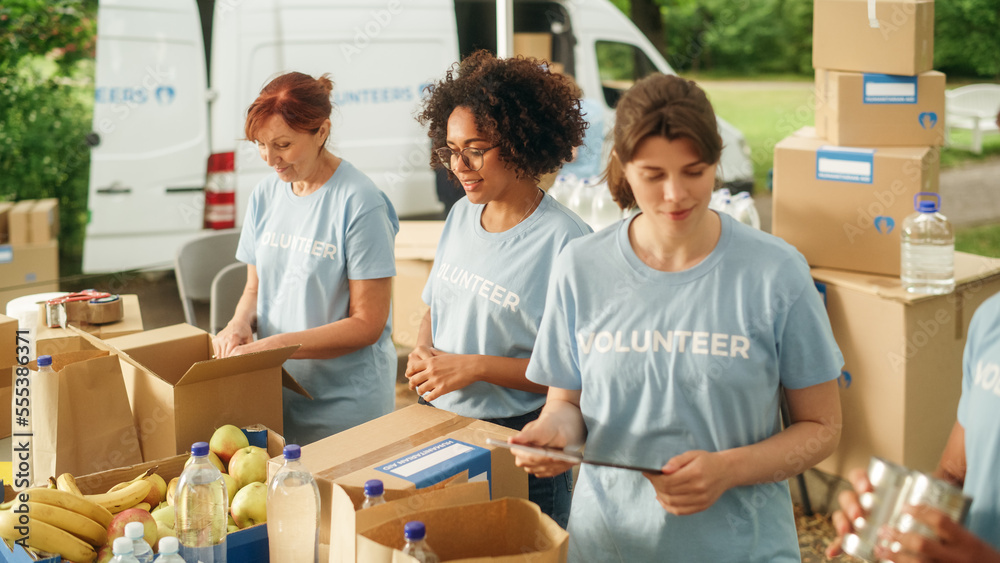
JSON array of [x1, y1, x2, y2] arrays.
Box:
[[156, 520, 176, 543], [228, 446, 268, 490], [166, 477, 179, 506], [96, 544, 113, 563], [141, 473, 167, 507], [151, 504, 175, 529], [210, 424, 249, 467], [107, 507, 158, 548], [208, 451, 226, 473], [221, 473, 238, 505], [230, 481, 267, 528]]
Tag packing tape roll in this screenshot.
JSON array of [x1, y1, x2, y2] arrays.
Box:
[[87, 295, 124, 324]]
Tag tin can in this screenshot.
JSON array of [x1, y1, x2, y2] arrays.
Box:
[[885, 472, 972, 543], [841, 457, 912, 562]]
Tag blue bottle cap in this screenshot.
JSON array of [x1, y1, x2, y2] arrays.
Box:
[[404, 520, 426, 541], [914, 192, 941, 213], [191, 442, 209, 456], [364, 479, 383, 497], [37, 355, 52, 367], [283, 444, 301, 460]]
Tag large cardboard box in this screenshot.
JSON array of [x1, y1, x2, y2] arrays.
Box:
[[393, 221, 444, 348], [105, 323, 306, 461], [813, 0, 934, 76], [814, 252, 1000, 478], [815, 69, 946, 146], [281, 405, 528, 557], [0, 241, 60, 310], [0, 202, 13, 244], [7, 201, 34, 246], [0, 314, 18, 438], [35, 294, 144, 342], [514, 32, 553, 61], [28, 198, 59, 244], [772, 127, 938, 276]]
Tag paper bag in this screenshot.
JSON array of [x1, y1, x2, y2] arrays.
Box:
[[357, 496, 569, 563], [29, 350, 142, 482]]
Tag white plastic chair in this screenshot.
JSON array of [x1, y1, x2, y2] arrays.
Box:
[[945, 84, 1000, 154], [174, 229, 242, 329], [209, 262, 247, 335]]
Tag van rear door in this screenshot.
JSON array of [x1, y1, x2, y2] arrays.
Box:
[[84, 0, 209, 273]]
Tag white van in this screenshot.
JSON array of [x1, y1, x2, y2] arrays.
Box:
[[84, 0, 754, 273]]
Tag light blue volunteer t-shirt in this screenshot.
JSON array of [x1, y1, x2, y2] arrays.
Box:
[[527, 212, 843, 562], [421, 193, 592, 419], [958, 292, 1000, 550], [236, 160, 399, 446]]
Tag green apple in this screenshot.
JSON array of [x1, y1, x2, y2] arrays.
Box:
[[210, 424, 250, 467], [230, 481, 267, 528], [227, 446, 269, 490]]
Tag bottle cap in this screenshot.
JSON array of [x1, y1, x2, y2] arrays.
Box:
[[37, 355, 52, 367], [914, 192, 941, 213], [113, 536, 134, 554], [404, 520, 427, 541], [158, 536, 179, 554], [191, 441, 209, 456], [125, 521, 144, 539], [364, 479, 384, 497], [283, 444, 301, 460]]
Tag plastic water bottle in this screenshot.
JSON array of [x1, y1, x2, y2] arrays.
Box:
[[589, 180, 620, 230], [548, 174, 574, 205], [728, 191, 761, 230], [176, 441, 228, 563], [401, 521, 441, 563], [124, 521, 154, 563], [362, 479, 387, 509], [901, 192, 955, 294], [110, 537, 140, 563], [267, 444, 321, 563], [154, 537, 186, 562], [567, 177, 594, 220]]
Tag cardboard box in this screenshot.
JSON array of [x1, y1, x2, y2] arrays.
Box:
[[282, 405, 528, 554], [393, 221, 444, 348], [28, 198, 59, 244], [0, 241, 60, 313], [0, 202, 13, 244], [0, 314, 18, 439], [813, 252, 1000, 478], [358, 496, 569, 562], [105, 323, 306, 462], [816, 69, 946, 146], [772, 127, 938, 276], [813, 0, 934, 75], [35, 294, 143, 342], [514, 32, 552, 62], [7, 201, 34, 246]]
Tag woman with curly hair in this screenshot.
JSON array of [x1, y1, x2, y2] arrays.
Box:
[[404, 50, 591, 527]]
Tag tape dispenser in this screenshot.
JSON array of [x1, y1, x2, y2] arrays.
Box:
[[45, 290, 125, 328]]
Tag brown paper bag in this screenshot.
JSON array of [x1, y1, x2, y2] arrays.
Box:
[[29, 350, 143, 482], [357, 496, 568, 563]]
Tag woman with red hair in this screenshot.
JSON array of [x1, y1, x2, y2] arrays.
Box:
[[213, 72, 399, 445]]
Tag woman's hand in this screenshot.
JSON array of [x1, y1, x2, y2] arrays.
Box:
[[826, 467, 872, 557], [404, 347, 479, 401], [213, 321, 254, 358], [873, 505, 1000, 563], [510, 414, 579, 478], [643, 450, 732, 515]]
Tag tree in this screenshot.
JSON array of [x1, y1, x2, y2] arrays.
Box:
[[630, 0, 667, 56]]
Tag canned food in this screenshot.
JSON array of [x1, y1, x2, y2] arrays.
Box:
[[842, 457, 912, 562], [885, 472, 972, 544]]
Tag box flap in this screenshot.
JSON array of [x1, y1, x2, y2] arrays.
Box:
[[779, 127, 933, 159], [812, 252, 1000, 303], [281, 366, 312, 398], [395, 221, 444, 261], [176, 344, 299, 386], [106, 322, 205, 349]]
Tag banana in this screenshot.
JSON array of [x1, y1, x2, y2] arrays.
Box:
[[23, 487, 113, 528], [56, 473, 84, 497], [17, 501, 107, 548], [134, 502, 151, 512], [108, 466, 158, 493], [0, 509, 97, 563], [85, 479, 151, 514], [47, 476, 58, 489]]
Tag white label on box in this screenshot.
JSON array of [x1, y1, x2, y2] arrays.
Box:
[[816, 146, 875, 184], [376, 439, 492, 489], [863, 74, 918, 104]]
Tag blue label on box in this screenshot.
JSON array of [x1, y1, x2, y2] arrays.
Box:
[[376, 439, 492, 491], [0, 245, 12, 265], [816, 146, 875, 184], [863, 74, 917, 104]]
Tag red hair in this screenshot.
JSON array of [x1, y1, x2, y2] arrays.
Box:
[[244, 72, 334, 142]]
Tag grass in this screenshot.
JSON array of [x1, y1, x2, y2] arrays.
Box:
[[957, 223, 1000, 258]]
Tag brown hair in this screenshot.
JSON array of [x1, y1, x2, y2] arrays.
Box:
[[244, 72, 334, 147], [417, 50, 587, 183], [606, 74, 722, 210]]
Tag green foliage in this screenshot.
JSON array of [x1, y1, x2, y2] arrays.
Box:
[[957, 223, 1000, 259], [935, 0, 1000, 78], [0, 0, 96, 74]]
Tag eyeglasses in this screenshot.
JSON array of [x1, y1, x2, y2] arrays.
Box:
[[434, 145, 498, 172]]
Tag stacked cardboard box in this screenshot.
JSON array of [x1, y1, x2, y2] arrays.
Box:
[[0, 198, 60, 309], [771, 1, 1000, 478], [392, 221, 444, 348]]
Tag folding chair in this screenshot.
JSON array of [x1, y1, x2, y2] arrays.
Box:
[[210, 262, 248, 335], [174, 229, 242, 330]]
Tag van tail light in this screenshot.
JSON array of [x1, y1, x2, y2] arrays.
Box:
[[205, 152, 236, 229]]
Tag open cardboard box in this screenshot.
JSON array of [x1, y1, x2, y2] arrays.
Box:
[[0, 314, 18, 438], [105, 323, 308, 462]]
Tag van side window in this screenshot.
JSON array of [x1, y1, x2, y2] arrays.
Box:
[[595, 40, 658, 108], [454, 0, 575, 76]]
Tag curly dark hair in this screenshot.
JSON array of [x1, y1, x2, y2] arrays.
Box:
[[417, 50, 588, 183]]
